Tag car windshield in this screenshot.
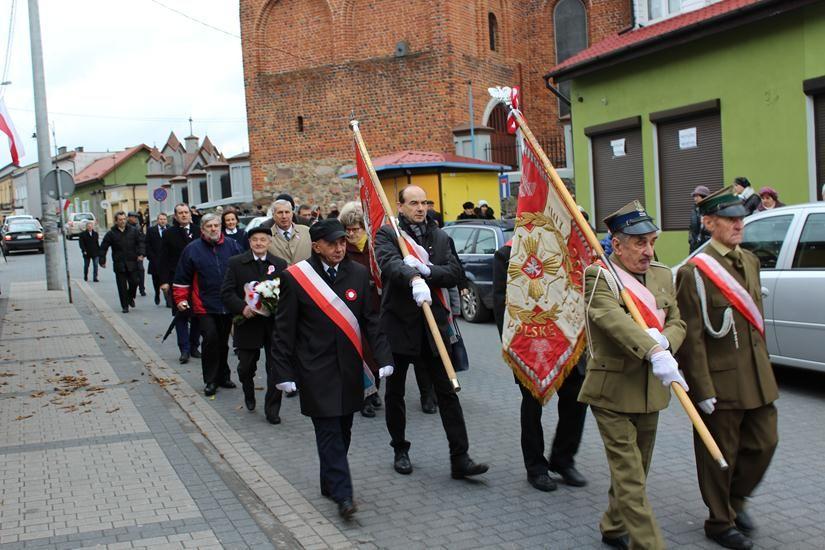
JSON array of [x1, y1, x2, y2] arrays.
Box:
[[9, 222, 40, 232], [74, 214, 94, 221]]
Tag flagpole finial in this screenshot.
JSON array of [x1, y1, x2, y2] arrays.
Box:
[[349, 119, 360, 132], [488, 86, 513, 108]]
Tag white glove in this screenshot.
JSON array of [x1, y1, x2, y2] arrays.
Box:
[[276, 381, 297, 393], [403, 255, 431, 277], [411, 278, 432, 307], [645, 327, 670, 350], [650, 350, 689, 392], [378, 365, 394, 379], [698, 397, 717, 415]]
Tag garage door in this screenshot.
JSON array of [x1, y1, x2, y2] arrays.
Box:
[[586, 117, 644, 232], [652, 100, 723, 231]]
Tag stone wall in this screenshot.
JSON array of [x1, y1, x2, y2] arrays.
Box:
[[252, 159, 359, 212]]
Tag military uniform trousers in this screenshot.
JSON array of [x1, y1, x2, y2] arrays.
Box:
[[386, 334, 469, 461], [313, 414, 354, 504], [236, 335, 282, 419], [592, 406, 665, 550], [695, 403, 777, 536], [114, 270, 140, 310], [198, 314, 232, 386], [519, 367, 587, 476]]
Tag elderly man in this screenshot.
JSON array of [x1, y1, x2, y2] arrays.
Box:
[[272, 219, 394, 519], [126, 211, 147, 297], [689, 185, 711, 252], [99, 212, 145, 313], [146, 212, 169, 305], [221, 226, 288, 424], [375, 185, 488, 480], [265, 199, 312, 265], [457, 201, 477, 220], [579, 201, 687, 550], [78, 221, 101, 282], [173, 213, 243, 396], [676, 187, 779, 550]]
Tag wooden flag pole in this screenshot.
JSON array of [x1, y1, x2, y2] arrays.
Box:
[[501, 98, 727, 470], [350, 120, 461, 392]]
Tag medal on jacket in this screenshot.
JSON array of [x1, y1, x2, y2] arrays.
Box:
[[345, 289, 357, 301]]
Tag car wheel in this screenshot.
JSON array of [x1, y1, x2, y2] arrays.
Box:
[[461, 284, 491, 323]]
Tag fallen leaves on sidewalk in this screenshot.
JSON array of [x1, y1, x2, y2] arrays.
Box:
[[29, 391, 46, 398], [0, 372, 16, 377], [15, 414, 34, 421], [105, 407, 120, 414]]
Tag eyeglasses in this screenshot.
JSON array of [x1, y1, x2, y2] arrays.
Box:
[[345, 226, 363, 234]]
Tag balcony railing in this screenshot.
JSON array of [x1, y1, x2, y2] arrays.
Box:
[[483, 135, 567, 170]]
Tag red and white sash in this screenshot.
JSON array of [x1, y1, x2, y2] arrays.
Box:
[[599, 261, 666, 331], [400, 231, 451, 312], [689, 252, 764, 337], [286, 261, 377, 395]]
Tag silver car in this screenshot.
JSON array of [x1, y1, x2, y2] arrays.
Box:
[[676, 202, 825, 372]]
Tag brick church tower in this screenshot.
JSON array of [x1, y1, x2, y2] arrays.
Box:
[[240, 0, 631, 206]]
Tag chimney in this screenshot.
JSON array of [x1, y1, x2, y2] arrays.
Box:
[[74, 146, 84, 152], [57, 146, 67, 155], [184, 135, 199, 155]]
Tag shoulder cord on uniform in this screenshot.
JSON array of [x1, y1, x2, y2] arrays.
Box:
[[693, 268, 739, 349], [584, 266, 620, 359]]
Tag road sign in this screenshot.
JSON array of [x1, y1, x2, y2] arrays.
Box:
[[100, 200, 110, 209], [153, 187, 168, 202], [499, 174, 510, 199], [43, 169, 75, 200]]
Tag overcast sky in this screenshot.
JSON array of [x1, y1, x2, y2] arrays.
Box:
[[0, 0, 248, 167]]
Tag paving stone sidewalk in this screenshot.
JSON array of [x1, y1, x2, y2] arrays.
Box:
[[0, 282, 292, 550]]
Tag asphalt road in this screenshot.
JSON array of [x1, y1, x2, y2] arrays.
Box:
[[2, 238, 824, 549]]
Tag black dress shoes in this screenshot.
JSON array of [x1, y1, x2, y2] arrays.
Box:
[[179, 352, 190, 364], [370, 393, 382, 409], [527, 473, 557, 492], [601, 534, 629, 549], [204, 383, 217, 396], [450, 456, 489, 479], [360, 402, 376, 418], [129, 299, 136, 307], [218, 380, 237, 389], [244, 396, 255, 411], [420, 394, 437, 414], [154, 294, 160, 305], [734, 510, 755, 535], [551, 465, 588, 487], [121, 307, 129, 313], [190, 350, 202, 359], [707, 528, 753, 549], [393, 450, 413, 475], [337, 498, 357, 520], [140, 290, 147, 297], [266, 415, 281, 425]]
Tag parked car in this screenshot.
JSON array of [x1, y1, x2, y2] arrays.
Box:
[[2, 220, 45, 254], [64, 212, 96, 239], [442, 219, 514, 322], [2, 214, 35, 232], [243, 216, 270, 231], [674, 202, 825, 373]]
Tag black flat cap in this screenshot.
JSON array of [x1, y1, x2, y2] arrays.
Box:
[[246, 226, 272, 239], [309, 218, 346, 242]]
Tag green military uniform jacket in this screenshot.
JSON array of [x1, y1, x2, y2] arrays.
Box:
[[675, 240, 778, 410], [579, 256, 686, 414]]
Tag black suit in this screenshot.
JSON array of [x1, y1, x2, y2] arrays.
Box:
[[78, 230, 101, 281], [374, 217, 472, 463], [146, 224, 168, 302], [99, 225, 145, 310], [271, 255, 393, 503], [221, 250, 288, 419], [492, 244, 587, 476], [127, 222, 146, 294], [160, 224, 200, 353]]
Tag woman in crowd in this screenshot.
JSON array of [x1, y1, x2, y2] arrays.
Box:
[[758, 187, 785, 211], [338, 201, 383, 418], [222, 209, 248, 250]]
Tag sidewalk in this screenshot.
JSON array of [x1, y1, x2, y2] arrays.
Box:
[[0, 281, 299, 549]]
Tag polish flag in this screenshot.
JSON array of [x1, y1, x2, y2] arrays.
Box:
[[0, 98, 25, 165], [506, 86, 521, 135]]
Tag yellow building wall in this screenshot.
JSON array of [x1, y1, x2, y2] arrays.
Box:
[[440, 172, 501, 222], [379, 174, 441, 213]]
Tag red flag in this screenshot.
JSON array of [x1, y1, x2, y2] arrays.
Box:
[[0, 99, 25, 165], [354, 141, 387, 290], [506, 86, 521, 135], [501, 137, 592, 404]]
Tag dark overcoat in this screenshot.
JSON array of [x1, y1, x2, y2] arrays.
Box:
[[271, 255, 393, 418], [220, 250, 287, 350], [78, 230, 100, 258], [159, 224, 200, 285], [145, 224, 166, 275], [99, 225, 145, 273]]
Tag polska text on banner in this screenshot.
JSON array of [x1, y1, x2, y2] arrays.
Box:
[[501, 134, 592, 405]]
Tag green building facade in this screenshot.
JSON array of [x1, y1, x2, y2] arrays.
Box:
[[549, 1, 825, 264]]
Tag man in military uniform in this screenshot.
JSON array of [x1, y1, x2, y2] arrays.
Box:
[[579, 201, 687, 550], [675, 187, 778, 550]]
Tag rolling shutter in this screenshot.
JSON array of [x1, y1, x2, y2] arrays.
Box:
[[815, 94, 825, 200], [656, 110, 723, 230], [589, 122, 644, 232]]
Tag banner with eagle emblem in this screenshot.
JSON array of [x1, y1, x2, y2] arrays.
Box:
[[501, 137, 592, 405]]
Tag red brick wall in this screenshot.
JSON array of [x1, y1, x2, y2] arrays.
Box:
[[240, 0, 631, 197]]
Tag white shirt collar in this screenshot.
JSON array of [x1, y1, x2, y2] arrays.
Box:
[[280, 224, 294, 237], [254, 254, 267, 262], [225, 228, 237, 235], [321, 260, 338, 274]]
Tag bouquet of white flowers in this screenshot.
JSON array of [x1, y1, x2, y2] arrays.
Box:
[[234, 278, 280, 324]]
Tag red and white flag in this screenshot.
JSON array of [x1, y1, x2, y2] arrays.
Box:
[[501, 136, 592, 404], [0, 98, 24, 165], [354, 140, 387, 291], [506, 86, 521, 135]]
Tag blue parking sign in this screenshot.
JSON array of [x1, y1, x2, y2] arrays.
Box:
[[499, 174, 510, 199]]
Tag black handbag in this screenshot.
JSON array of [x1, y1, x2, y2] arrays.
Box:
[[450, 319, 470, 372]]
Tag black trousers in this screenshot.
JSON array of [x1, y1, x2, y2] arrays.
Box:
[[312, 414, 354, 503], [82, 255, 99, 281], [237, 343, 282, 419], [150, 272, 167, 303], [198, 314, 232, 385], [386, 345, 469, 461], [114, 269, 139, 309], [519, 367, 587, 476], [137, 260, 146, 293]]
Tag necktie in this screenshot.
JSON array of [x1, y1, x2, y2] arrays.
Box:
[[257, 258, 266, 277], [185, 226, 190, 239], [283, 230, 291, 242], [327, 266, 336, 282], [728, 249, 745, 272]]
